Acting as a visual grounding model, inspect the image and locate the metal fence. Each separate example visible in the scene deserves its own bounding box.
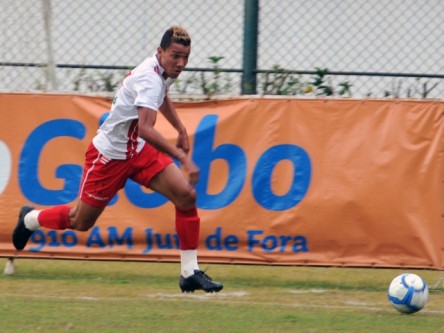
[1,0,443,98]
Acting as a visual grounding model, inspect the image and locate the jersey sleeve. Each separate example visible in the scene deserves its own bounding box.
[133,72,164,111]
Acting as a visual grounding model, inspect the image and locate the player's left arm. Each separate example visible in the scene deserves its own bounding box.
[159,95,190,154]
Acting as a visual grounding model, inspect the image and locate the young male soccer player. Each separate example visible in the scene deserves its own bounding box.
[12,25,223,293]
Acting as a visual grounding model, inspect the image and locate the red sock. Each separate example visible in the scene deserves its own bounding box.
[38,205,72,230]
[175,207,200,250]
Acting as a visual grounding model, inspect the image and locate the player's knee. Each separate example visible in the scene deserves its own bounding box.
[174,187,196,210]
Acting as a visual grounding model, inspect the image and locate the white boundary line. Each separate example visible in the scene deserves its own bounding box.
[1,291,444,315]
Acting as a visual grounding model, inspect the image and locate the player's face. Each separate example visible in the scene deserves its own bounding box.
[157,43,191,79]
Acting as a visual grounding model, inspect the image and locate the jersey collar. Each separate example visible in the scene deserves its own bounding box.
[153,52,166,77]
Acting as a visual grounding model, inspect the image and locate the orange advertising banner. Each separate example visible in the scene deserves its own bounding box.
[0,93,443,268]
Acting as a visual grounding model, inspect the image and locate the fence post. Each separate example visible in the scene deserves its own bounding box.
[242,0,259,95]
[42,0,58,91]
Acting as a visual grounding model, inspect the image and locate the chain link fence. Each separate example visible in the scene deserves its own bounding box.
[1,0,443,98]
[259,0,444,98]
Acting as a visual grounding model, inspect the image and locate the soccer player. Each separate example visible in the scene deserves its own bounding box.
[12,25,223,293]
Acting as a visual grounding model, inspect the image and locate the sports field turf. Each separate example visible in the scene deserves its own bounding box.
[0,258,443,332]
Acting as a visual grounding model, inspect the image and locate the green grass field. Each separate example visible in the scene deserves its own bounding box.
[0,258,443,333]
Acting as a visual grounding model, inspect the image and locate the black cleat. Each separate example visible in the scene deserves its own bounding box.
[179,270,223,293]
[12,205,35,250]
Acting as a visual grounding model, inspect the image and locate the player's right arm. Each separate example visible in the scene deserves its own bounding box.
[137,106,199,185]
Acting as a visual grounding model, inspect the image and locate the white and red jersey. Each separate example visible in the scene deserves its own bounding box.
[92,53,175,160]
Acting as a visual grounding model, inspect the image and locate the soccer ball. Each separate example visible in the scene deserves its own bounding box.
[387,273,428,314]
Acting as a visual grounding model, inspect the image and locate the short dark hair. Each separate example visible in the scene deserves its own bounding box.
[160,25,191,50]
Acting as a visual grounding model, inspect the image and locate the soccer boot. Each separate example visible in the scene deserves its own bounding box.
[179,270,224,293]
[12,205,35,250]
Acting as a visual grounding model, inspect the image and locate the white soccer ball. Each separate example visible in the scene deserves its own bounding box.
[387,273,428,314]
